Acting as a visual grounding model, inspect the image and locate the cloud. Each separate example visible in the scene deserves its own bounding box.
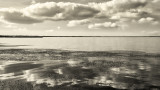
[24,2,99,20]
[24,2,64,17]
[138,17,159,25]
[0,0,159,30]
[89,0,147,13]
[110,11,139,20]
[88,22,118,29]
[57,26,61,29]
[1,0,148,23]
[0,2,99,24]
[139,17,154,23]
[0,8,42,24]
[88,0,150,22]
[67,19,90,27]
[31,0,36,4]
[152,0,160,3]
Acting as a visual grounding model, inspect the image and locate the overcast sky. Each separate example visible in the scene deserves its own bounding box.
[0,0,160,36]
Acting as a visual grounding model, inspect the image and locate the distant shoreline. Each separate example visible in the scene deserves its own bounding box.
[0,35,160,38]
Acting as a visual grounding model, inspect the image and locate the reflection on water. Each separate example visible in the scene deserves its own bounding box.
[0,49,160,90]
[0,43,29,47]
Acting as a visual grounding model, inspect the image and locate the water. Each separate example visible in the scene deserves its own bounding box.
[0,37,160,53]
[0,37,160,90]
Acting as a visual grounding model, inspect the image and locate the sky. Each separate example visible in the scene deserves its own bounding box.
[0,0,160,36]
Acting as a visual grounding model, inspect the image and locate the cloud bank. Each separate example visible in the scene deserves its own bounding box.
[0,0,159,29]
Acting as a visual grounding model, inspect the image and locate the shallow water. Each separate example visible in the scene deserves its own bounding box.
[0,37,160,90]
[0,49,160,90]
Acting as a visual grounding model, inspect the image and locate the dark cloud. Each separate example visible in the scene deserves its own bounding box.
[25,2,100,20]
[66,5,99,20]
[118,0,147,11]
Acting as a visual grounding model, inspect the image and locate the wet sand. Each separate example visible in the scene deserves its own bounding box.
[0,49,160,90]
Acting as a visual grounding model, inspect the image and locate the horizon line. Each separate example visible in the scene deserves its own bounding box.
[0,35,160,38]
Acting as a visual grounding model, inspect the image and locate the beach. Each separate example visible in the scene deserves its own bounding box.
[0,37,160,90]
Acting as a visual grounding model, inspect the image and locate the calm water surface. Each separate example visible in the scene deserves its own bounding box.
[0,37,160,90]
[0,37,160,53]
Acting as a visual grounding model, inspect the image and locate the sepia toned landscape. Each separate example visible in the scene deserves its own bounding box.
[0,0,160,90]
[0,37,159,90]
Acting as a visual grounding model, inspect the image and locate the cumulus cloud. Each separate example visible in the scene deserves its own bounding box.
[67,19,90,27]
[88,22,118,29]
[139,17,154,23]
[138,17,159,25]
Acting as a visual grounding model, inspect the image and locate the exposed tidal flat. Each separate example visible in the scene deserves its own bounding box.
[0,37,160,90]
[0,49,160,90]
